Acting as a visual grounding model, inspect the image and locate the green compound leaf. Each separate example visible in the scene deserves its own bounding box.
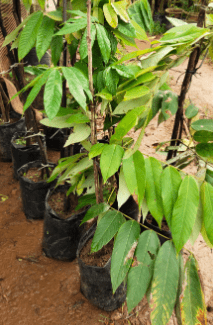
[18,11,43,60]
[201,182,213,245]
[111,220,140,293]
[127,230,160,313]
[145,157,163,227]
[96,24,111,64]
[91,210,126,252]
[44,69,62,119]
[180,255,207,325]
[123,151,146,208]
[172,176,199,253]
[161,166,182,229]
[100,144,124,183]
[151,241,179,325]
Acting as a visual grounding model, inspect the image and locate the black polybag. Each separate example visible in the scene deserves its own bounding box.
[77,224,127,311]
[18,161,56,219]
[42,185,87,261]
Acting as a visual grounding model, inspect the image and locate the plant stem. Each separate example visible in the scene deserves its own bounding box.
[86,0,103,204]
[167,1,207,161]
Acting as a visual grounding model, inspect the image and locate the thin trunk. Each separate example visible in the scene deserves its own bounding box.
[167,0,207,161]
[87,0,103,204]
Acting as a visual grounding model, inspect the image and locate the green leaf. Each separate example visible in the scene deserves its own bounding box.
[103,3,118,28]
[64,124,91,147]
[195,143,213,158]
[38,0,45,10]
[3,14,32,47]
[191,119,213,132]
[36,16,55,61]
[130,19,149,41]
[201,182,213,245]
[124,85,150,101]
[185,104,199,119]
[50,35,63,66]
[166,16,188,27]
[93,7,104,25]
[113,97,147,115]
[111,1,130,23]
[105,68,119,95]
[112,65,135,78]
[111,220,140,293]
[100,144,124,183]
[46,9,63,21]
[111,106,145,143]
[113,29,137,48]
[89,143,106,159]
[40,114,75,128]
[117,21,136,38]
[65,112,90,124]
[201,222,213,248]
[18,11,43,60]
[145,157,164,227]
[96,88,112,101]
[151,241,179,325]
[175,252,185,325]
[79,25,96,60]
[181,255,207,325]
[123,151,146,208]
[96,24,111,64]
[55,18,87,35]
[193,130,213,143]
[91,210,126,252]
[114,47,161,65]
[117,167,131,209]
[189,192,202,246]
[205,168,213,186]
[172,176,199,253]
[44,69,62,119]
[80,203,110,225]
[62,67,87,110]
[23,70,52,112]
[161,166,182,229]
[127,230,160,313]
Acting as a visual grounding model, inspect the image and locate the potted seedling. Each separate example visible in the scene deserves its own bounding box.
[6,0,213,322]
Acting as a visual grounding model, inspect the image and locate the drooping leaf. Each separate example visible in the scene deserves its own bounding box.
[161,166,182,229]
[91,210,126,252]
[36,16,55,61]
[23,70,52,111]
[55,18,87,35]
[124,85,150,101]
[145,157,163,227]
[191,119,213,132]
[111,106,145,143]
[79,25,96,60]
[113,29,137,48]
[64,124,91,147]
[62,67,87,110]
[117,167,131,209]
[50,35,63,66]
[111,1,130,23]
[80,202,110,225]
[46,9,63,21]
[18,11,43,60]
[193,130,213,143]
[180,255,207,325]
[172,176,199,253]
[201,182,213,245]
[117,21,136,38]
[111,220,140,293]
[96,24,111,64]
[100,144,124,183]
[105,68,119,95]
[44,69,62,119]
[103,3,118,28]
[127,230,160,313]
[185,104,199,119]
[3,14,32,47]
[89,143,107,159]
[175,252,185,324]
[151,241,179,325]
[123,151,146,208]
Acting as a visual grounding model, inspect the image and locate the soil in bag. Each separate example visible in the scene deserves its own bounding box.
[42,185,87,261]
[77,224,126,311]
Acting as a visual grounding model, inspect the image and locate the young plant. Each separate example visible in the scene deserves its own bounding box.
[4,0,213,323]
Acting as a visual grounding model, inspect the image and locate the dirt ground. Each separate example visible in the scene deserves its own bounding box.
[1,42,213,324]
